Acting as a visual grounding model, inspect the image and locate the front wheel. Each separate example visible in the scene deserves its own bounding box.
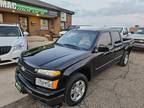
[119,51,129,66]
[64,73,88,106]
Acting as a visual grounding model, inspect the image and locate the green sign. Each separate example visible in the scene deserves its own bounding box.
[0,0,48,15]
[16,3,48,15]
[0,0,58,16]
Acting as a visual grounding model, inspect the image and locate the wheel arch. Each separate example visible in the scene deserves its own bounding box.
[64,66,91,82]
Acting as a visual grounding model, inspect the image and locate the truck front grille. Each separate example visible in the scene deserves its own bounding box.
[18,60,36,84]
[0,46,11,56]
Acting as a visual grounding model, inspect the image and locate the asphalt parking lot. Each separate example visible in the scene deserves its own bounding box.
[1,50,144,108]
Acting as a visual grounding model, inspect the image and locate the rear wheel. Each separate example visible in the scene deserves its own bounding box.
[64,73,88,106]
[119,51,129,66]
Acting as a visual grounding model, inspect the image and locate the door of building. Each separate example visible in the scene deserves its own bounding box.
[0,13,3,23]
[19,17,28,32]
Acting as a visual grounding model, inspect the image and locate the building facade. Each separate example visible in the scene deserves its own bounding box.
[0,0,74,36]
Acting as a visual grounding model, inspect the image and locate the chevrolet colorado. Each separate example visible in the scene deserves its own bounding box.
[15,28,133,107]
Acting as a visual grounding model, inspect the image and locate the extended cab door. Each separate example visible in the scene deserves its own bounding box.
[110,31,124,61]
[94,32,114,71]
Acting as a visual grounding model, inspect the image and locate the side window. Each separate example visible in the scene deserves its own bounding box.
[97,32,112,47]
[111,31,121,44]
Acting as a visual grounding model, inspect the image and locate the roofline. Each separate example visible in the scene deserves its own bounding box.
[10,0,75,15]
[78,27,118,32]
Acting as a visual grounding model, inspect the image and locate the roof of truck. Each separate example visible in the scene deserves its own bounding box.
[79,26,113,31]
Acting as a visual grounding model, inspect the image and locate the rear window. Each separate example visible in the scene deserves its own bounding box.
[135,28,144,34]
[0,26,21,37]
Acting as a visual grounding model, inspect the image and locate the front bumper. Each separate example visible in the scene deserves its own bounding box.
[0,50,25,65]
[15,72,65,106]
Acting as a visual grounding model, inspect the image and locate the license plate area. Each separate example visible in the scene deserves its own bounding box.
[15,82,22,92]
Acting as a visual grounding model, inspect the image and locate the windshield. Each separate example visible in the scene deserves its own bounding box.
[0,26,21,37]
[135,28,144,34]
[56,30,98,50]
[111,27,123,33]
[66,26,79,31]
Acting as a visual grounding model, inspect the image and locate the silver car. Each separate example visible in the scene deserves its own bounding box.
[128,27,144,49]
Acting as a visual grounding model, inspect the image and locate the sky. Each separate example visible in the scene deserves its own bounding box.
[41,0,144,27]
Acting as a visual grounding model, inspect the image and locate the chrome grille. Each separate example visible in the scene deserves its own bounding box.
[0,46,11,55]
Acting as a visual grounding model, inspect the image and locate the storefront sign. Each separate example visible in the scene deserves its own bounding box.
[0,0,16,9]
[61,12,67,22]
[48,11,58,17]
[0,0,49,15]
[16,4,48,15]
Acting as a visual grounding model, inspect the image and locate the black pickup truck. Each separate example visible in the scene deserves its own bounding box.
[15,28,133,107]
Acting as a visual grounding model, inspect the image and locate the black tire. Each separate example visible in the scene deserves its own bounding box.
[64,73,88,106]
[119,51,129,66]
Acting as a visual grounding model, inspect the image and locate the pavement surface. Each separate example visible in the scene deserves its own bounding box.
[0,64,26,108]
[0,49,144,108]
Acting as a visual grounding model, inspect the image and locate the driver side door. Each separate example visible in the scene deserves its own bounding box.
[94,32,114,72]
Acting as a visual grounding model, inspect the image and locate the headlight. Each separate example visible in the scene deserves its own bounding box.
[13,43,24,51]
[36,69,61,77]
[35,78,59,89]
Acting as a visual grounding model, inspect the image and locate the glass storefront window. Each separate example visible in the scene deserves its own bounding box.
[40,19,48,30]
[0,14,3,23]
[19,17,28,32]
[61,22,65,30]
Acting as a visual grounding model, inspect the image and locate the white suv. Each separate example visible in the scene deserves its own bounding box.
[110,26,129,37]
[0,24,28,65]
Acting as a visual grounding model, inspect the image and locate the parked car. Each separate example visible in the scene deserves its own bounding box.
[110,26,129,37]
[15,27,133,107]
[59,25,80,36]
[127,27,144,49]
[0,24,28,65]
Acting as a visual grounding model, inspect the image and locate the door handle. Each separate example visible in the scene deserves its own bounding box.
[114,43,122,47]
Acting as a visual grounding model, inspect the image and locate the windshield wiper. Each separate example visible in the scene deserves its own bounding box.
[63,44,81,50]
[55,43,64,47]
[56,43,86,50]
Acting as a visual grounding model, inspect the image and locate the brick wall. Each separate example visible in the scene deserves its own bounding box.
[2,12,73,36]
[65,14,72,28]
[53,17,61,35]
[3,13,19,24]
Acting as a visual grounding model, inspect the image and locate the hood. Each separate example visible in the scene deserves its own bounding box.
[22,44,90,70]
[0,37,22,46]
[128,34,144,40]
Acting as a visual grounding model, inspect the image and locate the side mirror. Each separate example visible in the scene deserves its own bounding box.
[23,32,29,36]
[98,46,110,52]
[123,32,128,35]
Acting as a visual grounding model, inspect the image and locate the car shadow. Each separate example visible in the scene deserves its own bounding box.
[0,63,17,70]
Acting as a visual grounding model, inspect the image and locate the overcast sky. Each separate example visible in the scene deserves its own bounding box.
[41,0,144,27]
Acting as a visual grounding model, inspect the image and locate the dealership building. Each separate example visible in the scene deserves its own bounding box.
[0,0,74,36]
